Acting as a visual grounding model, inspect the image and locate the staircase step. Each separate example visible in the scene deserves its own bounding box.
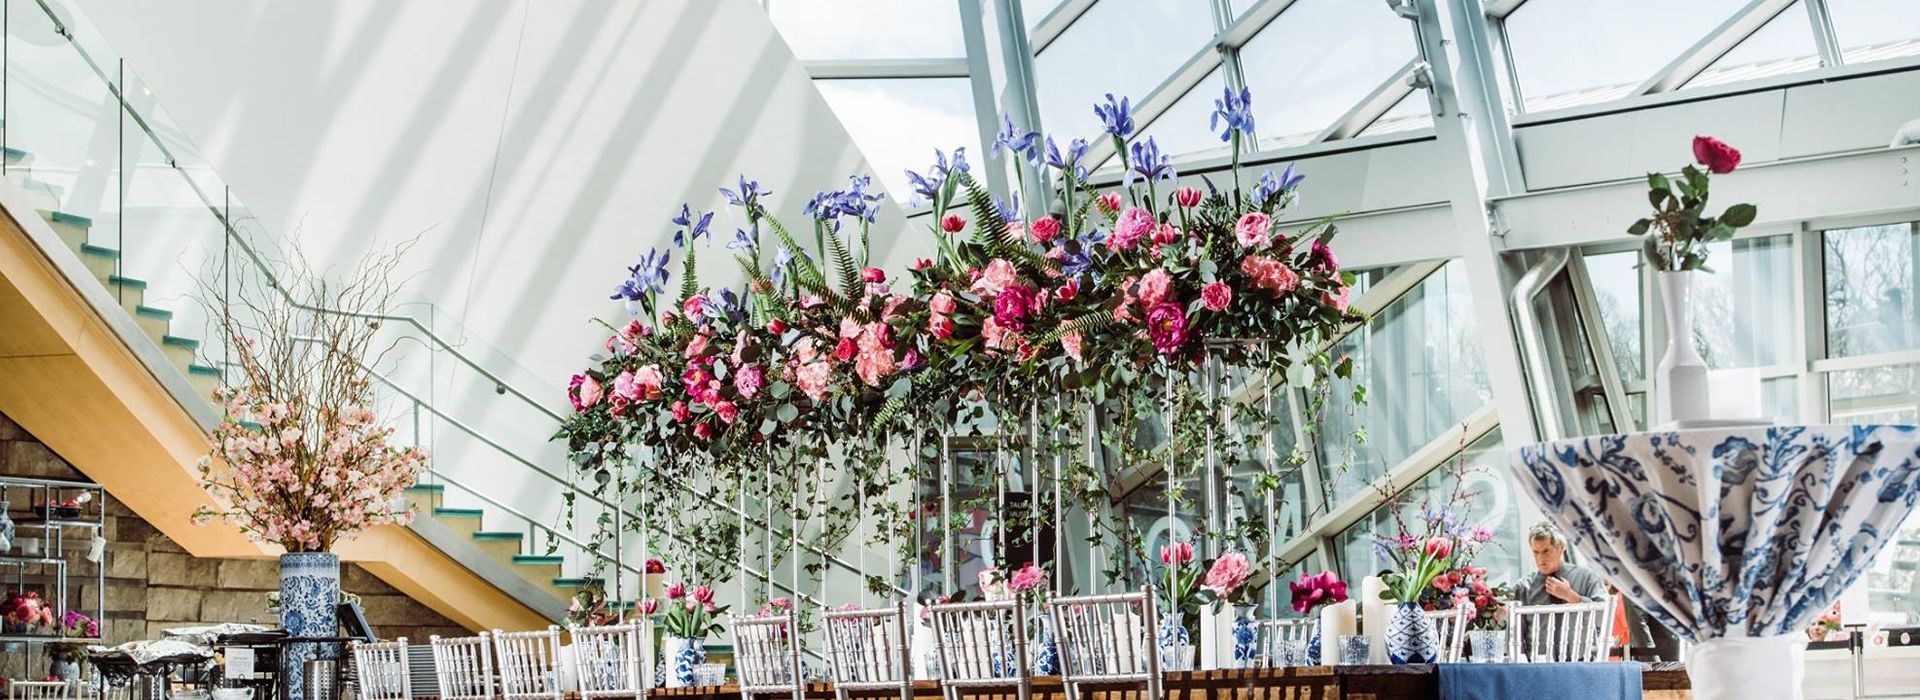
[185,366,221,401]
[430,507,483,538]
[106,274,146,290]
[471,531,523,541]
[186,364,221,377]
[511,555,563,565]
[162,335,200,351]
[77,245,118,283]
[432,508,484,518]
[402,484,444,512]
[405,484,446,493]
[132,305,171,337]
[159,335,195,368]
[551,577,597,588]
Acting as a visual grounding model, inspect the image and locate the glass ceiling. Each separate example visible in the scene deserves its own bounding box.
[767,0,1920,204]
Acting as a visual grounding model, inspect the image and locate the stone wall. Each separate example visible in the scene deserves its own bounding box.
[0,407,467,673]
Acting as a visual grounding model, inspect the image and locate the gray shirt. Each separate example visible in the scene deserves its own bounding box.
[1515,563,1607,606]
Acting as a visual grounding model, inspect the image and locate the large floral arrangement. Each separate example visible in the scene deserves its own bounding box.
[1373,506,1490,603]
[1,591,54,633]
[555,86,1361,583]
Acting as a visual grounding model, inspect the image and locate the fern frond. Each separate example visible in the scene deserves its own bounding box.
[677,247,699,303]
[825,227,862,300]
[1035,309,1117,347]
[960,177,1055,273]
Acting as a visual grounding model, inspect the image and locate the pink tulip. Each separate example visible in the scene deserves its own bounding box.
[665,582,686,600]
[1175,186,1203,208]
[1160,541,1194,565]
[692,585,714,603]
[1424,536,1454,561]
[941,214,967,233]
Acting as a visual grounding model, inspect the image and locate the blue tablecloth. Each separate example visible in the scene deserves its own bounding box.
[1438,663,1642,700]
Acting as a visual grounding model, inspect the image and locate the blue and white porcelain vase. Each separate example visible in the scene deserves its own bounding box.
[661,636,705,688]
[1230,604,1259,668]
[1305,618,1322,665]
[279,552,341,700]
[0,501,14,552]
[1156,613,1191,670]
[1033,617,1060,675]
[1384,602,1439,664]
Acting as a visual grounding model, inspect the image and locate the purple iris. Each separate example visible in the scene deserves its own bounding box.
[770,245,794,287]
[991,114,1041,165]
[1210,86,1256,143]
[993,192,1020,222]
[904,147,970,202]
[1045,136,1089,180]
[1252,163,1305,203]
[719,175,772,214]
[671,204,714,248]
[1095,93,1134,138]
[1059,234,1100,281]
[728,225,758,252]
[1123,137,1175,188]
[610,247,671,305]
[805,174,885,226]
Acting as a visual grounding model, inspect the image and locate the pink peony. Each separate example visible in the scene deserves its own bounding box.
[1136,269,1173,307]
[1160,541,1194,565]
[1201,282,1232,311]
[1204,553,1253,598]
[1175,186,1203,208]
[633,365,664,400]
[1030,216,1062,243]
[1692,135,1741,174]
[567,374,588,412]
[1146,302,1189,355]
[941,213,966,233]
[1096,191,1122,214]
[577,375,604,409]
[1109,207,1154,250]
[970,259,1018,297]
[1288,570,1349,614]
[1310,240,1339,273]
[1241,255,1301,296]
[733,364,766,399]
[712,400,739,423]
[670,400,690,422]
[994,285,1036,328]
[1009,562,1046,592]
[1234,212,1272,248]
[612,370,641,402]
[1061,332,1084,362]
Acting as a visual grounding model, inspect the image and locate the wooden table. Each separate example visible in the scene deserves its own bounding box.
[646,664,1692,699]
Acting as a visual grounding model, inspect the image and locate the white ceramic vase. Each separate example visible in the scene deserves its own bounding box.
[1656,270,1711,427]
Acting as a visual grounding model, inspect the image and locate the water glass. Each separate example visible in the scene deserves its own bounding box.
[1271,640,1308,667]
[692,663,727,686]
[1336,635,1372,665]
[1468,630,1509,663]
[1161,643,1196,671]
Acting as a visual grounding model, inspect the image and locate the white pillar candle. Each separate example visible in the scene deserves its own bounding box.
[1321,600,1359,664]
[1361,576,1389,664]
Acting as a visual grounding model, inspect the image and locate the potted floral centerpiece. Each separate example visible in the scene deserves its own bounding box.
[1156,543,1209,670]
[1626,135,1758,425]
[192,246,429,700]
[1418,559,1511,660]
[1288,570,1348,665]
[1374,509,1480,664]
[1202,553,1257,667]
[1004,563,1054,674]
[48,610,96,682]
[1,591,54,635]
[655,582,726,687]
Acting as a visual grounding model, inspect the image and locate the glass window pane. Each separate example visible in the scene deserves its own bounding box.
[1022,0,1065,33]
[814,78,983,204]
[1829,0,1920,64]
[1329,429,1523,583]
[1684,2,1821,90]
[1828,365,1920,424]
[1691,236,1794,369]
[1135,68,1230,161]
[1034,0,1216,142]
[1356,91,1435,137]
[1316,260,1491,505]
[1239,0,1414,149]
[1824,223,1920,359]
[1506,0,1747,112]
[1586,252,1645,382]
[770,0,966,60]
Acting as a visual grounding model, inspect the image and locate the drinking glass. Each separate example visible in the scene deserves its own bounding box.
[1337,635,1372,665]
[1468,630,1509,663]
[1161,643,1196,671]
[692,663,727,686]
[1272,640,1307,667]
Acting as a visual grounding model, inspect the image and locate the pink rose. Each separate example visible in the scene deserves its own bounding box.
[567,374,588,412]
[1030,216,1062,243]
[941,213,966,233]
[1201,282,1232,311]
[970,259,1018,297]
[733,364,765,399]
[1692,135,1741,174]
[928,314,954,339]
[684,332,710,358]
[1008,562,1046,592]
[1136,269,1173,307]
[1174,186,1202,208]
[835,337,859,362]
[1095,191,1121,214]
[1109,207,1154,250]
[930,290,957,315]
[1234,212,1272,248]
[1146,302,1189,355]
[634,365,664,400]
[693,422,714,440]
[1204,553,1253,598]
[771,596,793,610]
[577,375,603,409]
[1324,285,1350,312]
[712,400,739,423]
[670,401,690,422]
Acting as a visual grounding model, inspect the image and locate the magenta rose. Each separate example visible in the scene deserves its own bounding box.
[1146,302,1189,355]
[995,285,1037,329]
[1692,135,1741,174]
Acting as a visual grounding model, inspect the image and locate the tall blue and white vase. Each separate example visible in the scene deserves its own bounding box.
[661,636,705,688]
[1033,617,1060,675]
[1156,613,1192,670]
[1384,602,1439,664]
[1305,618,1322,665]
[1230,604,1259,668]
[279,552,341,700]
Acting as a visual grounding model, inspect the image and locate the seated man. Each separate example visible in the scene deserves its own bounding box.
[1517,522,1605,605]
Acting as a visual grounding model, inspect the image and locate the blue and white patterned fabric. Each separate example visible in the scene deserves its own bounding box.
[1512,425,1920,700]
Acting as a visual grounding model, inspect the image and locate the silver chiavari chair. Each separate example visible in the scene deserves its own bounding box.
[492,626,566,700]
[1047,587,1161,700]
[1423,607,1470,662]
[349,638,413,700]
[822,602,912,700]
[731,609,806,700]
[10,681,71,700]
[1252,618,1317,666]
[1507,598,1616,663]
[572,620,654,700]
[430,633,496,700]
[928,598,1030,700]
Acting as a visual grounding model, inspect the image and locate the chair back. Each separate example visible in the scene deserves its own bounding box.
[1252,618,1316,666]
[572,621,654,699]
[429,633,495,700]
[731,609,805,700]
[927,598,1030,700]
[1046,588,1160,700]
[1423,607,1469,662]
[350,638,413,700]
[822,602,912,700]
[492,626,565,700]
[8,681,70,700]
[1507,599,1616,663]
